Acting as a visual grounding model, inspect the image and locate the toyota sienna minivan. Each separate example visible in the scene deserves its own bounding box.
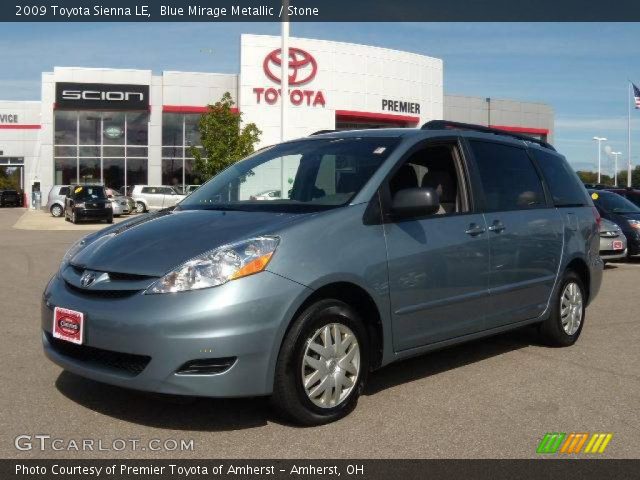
[42,121,602,425]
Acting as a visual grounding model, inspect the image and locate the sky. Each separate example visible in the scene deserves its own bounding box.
[1,22,640,172]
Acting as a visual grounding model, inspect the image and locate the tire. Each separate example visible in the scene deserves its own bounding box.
[71,211,77,224]
[271,299,369,426]
[539,271,586,347]
[136,202,146,213]
[106,215,113,224]
[50,204,63,217]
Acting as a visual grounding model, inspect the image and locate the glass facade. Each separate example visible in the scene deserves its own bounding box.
[54,111,149,189]
[161,113,203,193]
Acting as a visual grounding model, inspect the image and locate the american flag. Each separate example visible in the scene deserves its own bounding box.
[634,83,640,109]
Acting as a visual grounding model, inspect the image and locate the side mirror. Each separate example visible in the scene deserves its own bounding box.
[391,187,440,217]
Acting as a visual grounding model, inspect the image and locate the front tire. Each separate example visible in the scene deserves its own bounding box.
[71,211,77,224]
[271,299,369,426]
[539,271,586,347]
[50,204,63,217]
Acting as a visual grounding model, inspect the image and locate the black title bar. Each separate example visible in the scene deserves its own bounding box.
[7,0,640,21]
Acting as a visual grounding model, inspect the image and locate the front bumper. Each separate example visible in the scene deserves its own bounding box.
[42,270,310,397]
[74,207,112,220]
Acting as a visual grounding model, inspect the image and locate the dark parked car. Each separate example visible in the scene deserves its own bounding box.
[43,122,602,425]
[64,185,113,224]
[603,187,640,209]
[589,189,640,258]
[0,189,20,207]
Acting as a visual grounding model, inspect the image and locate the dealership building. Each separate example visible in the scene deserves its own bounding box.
[0,34,554,205]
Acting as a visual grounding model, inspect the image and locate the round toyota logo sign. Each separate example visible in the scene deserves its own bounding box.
[263,48,317,86]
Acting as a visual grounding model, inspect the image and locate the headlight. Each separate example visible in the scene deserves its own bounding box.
[145,236,279,294]
[75,202,85,209]
[106,202,113,209]
[628,219,640,230]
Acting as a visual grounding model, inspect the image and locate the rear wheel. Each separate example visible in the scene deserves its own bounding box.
[50,204,63,217]
[539,271,585,346]
[71,211,77,224]
[135,202,146,213]
[271,299,369,425]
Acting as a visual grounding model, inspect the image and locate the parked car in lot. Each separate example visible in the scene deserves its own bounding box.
[599,218,627,262]
[42,122,602,425]
[184,184,201,195]
[64,184,112,224]
[603,187,640,209]
[250,189,282,201]
[46,185,70,217]
[105,188,132,217]
[131,185,186,213]
[589,189,640,258]
[0,189,20,207]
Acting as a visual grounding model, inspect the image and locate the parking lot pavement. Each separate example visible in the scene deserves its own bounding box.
[1,207,638,459]
[12,208,132,231]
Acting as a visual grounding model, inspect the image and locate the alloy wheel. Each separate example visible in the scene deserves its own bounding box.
[301,323,360,409]
[560,281,583,336]
[51,205,62,217]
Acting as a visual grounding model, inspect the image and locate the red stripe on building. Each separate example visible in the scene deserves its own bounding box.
[163,105,239,114]
[489,124,549,136]
[335,110,420,125]
[0,124,41,129]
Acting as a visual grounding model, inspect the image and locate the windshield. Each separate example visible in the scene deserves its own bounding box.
[72,185,106,200]
[179,137,400,212]
[591,190,640,213]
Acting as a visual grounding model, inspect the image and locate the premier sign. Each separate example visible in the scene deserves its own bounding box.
[382,99,421,115]
[55,82,149,110]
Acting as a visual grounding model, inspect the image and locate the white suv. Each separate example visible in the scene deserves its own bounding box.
[131,185,186,213]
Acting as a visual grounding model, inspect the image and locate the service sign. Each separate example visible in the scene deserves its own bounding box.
[55,82,149,110]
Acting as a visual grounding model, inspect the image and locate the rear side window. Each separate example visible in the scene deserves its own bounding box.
[531,149,589,207]
[59,187,69,196]
[469,140,546,211]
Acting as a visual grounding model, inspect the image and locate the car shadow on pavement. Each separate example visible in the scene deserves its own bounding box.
[55,327,537,430]
[364,328,535,395]
[55,371,275,431]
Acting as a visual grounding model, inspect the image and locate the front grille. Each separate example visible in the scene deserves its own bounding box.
[45,332,151,376]
[64,281,139,298]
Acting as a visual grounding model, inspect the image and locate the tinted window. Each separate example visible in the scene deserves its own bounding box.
[590,190,640,214]
[532,149,588,207]
[470,141,546,211]
[59,187,70,196]
[141,187,154,194]
[72,186,106,200]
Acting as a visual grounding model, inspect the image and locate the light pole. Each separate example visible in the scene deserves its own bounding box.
[593,136,607,184]
[611,151,622,186]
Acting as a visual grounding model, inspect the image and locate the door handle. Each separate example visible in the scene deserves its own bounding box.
[488,220,506,233]
[465,223,486,236]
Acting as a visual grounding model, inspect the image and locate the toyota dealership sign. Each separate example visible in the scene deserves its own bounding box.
[252,47,326,107]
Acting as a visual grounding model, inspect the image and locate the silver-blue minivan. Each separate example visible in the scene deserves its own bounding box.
[42,122,603,425]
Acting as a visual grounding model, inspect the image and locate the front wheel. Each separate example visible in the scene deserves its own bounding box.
[271,299,369,426]
[51,204,63,217]
[71,211,77,224]
[539,271,586,347]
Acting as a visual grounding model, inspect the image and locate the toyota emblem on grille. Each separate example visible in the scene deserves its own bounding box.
[80,271,97,288]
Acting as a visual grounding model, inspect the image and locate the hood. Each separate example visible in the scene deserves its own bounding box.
[70,209,305,276]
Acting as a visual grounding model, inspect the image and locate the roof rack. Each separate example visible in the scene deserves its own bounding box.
[421,120,555,151]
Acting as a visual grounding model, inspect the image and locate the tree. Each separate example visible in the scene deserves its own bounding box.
[190,92,261,181]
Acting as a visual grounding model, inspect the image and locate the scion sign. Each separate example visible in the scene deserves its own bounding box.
[55,82,149,110]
